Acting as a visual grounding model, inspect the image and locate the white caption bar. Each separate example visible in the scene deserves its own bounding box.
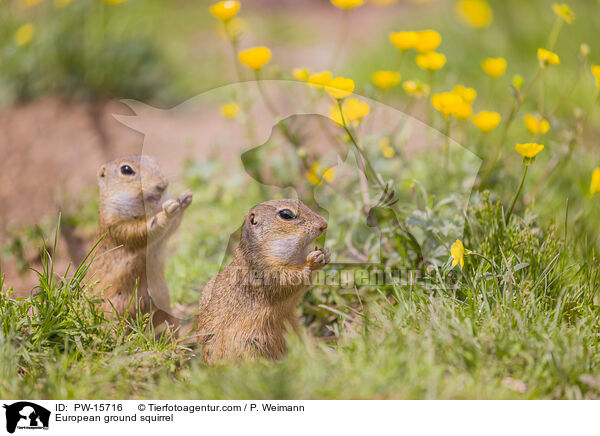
[0,400,596,436]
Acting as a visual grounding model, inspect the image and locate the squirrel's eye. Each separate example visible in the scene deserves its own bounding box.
[278,209,295,220]
[120,165,135,176]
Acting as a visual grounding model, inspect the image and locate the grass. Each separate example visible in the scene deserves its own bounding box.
[1,177,599,399]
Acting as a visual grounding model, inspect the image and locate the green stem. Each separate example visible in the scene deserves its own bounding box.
[552,57,585,117]
[444,116,451,170]
[426,70,435,126]
[255,71,304,149]
[479,69,542,184]
[506,162,529,223]
[254,70,279,116]
[224,22,257,143]
[337,100,382,186]
[331,9,349,70]
[530,91,598,199]
[395,50,406,71]
[546,18,563,51]
[581,87,600,132]
[225,21,243,83]
[521,68,543,102]
[486,76,495,106]
[538,68,546,116]
[469,252,502,294]
[337,99,424,264]
[428,70,435,91]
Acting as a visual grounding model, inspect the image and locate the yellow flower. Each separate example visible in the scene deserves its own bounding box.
[415,52,446,71]
[552,3,575,24]
[481,57,507,79]
[590,168,600,195]
[431,91,462,118]
[306,163,322,186]
[591,65,600,88]
[402,80,430,99]
[432,89,476,119]
[524,114,550,135]
[330,0,364,9]
[344,98,371,121]
[325,77,355,100]
[451,239,466,269]
[209,1,241,21]
[103,0,127,4]
[329,98,370,126]
[454,0,493,28]
[453,85,477,103]
[472,110,501,132]
[415,30,442,53]
[381,146,395,158]
[453,101,472,120]
[306,162,336,186]
[515,142,544,159]
[380,137,395,158]
[238,46,272,70]
[322,166,335,183]
[308,70,332,89]
[537,48,560,67]
[15,23,35,46]
[389,31,418,51]
[371,70,401,90]
[345,98,371,120]
[292,67,311,81]
[219,102,240,119]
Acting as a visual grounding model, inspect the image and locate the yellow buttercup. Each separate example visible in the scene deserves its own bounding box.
[209,1,241,21]
[472,111,501,133]
[515,142,544,159]
[371,71,401,90]
[415,52,446,71]
[481,57,507,78]
[238,46,272,70]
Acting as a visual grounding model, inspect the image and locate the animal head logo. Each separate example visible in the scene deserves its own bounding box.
[3,402,51,434]
[112,80,481,310]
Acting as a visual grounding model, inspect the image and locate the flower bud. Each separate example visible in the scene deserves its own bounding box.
[512,74,524,89]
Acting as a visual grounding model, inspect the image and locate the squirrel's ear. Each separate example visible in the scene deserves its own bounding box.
[249,212,258,225]
[98,165,107,179]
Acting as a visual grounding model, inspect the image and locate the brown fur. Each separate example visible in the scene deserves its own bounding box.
[90,155,192,325]
[197,199,329,363]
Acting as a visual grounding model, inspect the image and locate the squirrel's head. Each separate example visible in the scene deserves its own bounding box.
[240,199,328,267]
[97,155,169,220]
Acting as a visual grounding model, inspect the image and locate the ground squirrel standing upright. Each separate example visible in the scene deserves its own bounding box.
[92,155,192,325]
[197,199,329,363]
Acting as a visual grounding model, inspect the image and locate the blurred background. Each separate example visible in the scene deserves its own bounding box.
[0,0,598,292]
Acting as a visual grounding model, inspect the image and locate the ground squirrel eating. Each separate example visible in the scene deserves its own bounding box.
[91,155,192,325]
[197,199,329,363]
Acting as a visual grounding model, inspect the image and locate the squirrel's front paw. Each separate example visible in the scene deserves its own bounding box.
[162,199,181,217]
[178,190,193,210]
[306,247,330,270]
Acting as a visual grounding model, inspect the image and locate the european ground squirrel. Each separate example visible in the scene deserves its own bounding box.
[197,199,329,363]
[91,155,192,325]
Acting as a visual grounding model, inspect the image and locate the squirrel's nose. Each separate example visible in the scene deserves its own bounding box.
[319,221,328,232]
[156,181,168,193]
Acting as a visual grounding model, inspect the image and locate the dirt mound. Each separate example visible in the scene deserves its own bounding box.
[0,97,142,293]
